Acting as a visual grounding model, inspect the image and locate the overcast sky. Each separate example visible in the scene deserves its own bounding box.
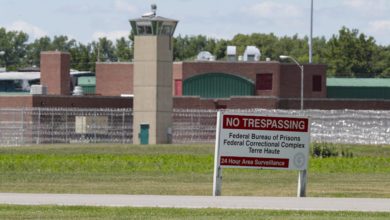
[1,0,390,45]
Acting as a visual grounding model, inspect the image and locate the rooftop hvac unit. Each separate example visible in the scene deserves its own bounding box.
[73,86,83,96]
[195,51,213,61]
[30,85,47,95]
[227,46,236,61]
[243,46,261,61]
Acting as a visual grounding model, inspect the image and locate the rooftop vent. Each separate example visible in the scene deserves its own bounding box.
[142,4,157,17]
[243,46,261,61]
[30,85,47,95]
[227,46,236,61]
[196,51,214,61]
[73,86,83,96]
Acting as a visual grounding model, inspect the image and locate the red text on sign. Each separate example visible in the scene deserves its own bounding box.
[220,156,289,168]
[223,115,308,132]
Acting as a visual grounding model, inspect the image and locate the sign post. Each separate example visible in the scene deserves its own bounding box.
[213,111,310,197]
[213,111,223,196]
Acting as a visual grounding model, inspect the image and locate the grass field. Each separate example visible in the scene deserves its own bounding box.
[1,143,390,219]
[1,205,390,220]
[0,143,390,197]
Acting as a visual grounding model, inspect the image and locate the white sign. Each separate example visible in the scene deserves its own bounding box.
[217,112,310,170]
[213,111,310,196]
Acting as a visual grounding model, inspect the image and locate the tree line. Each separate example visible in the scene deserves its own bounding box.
[0,27,132,72]
[1,26,389,78]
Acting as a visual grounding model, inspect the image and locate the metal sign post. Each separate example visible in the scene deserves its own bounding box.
[213,111,222,196]
[213,111,310,197]
[298,169,307,197]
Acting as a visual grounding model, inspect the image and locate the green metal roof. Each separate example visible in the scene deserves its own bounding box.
[0,92,30,95]
[327,78,390,87]
[183,72,254,98]
[78,76,96,86]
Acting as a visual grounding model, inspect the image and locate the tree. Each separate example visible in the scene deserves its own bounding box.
[0,25,388,76]
[51,35,76,52]
[373,45,390,78]
[310,36,328,64]
[173,35,218,61]
[96,37,115,62]
[70,43,92,71]
[229,34,252,58]
[214,39,228,60]
[249,33,279,60]
[25,36,51,67]
[325,27,376,77]
[115,37,132,62]
[0,28,29,71]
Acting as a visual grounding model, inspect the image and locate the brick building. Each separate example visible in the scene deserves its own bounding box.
[96,61,327,99]
[0,51,132,109]
[1,51,390,110]
[85,59,390,110]
[172,61,327,99]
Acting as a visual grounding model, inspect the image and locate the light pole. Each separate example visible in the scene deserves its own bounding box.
[280,55,304,110]
[280,55,307,197]
[309,0,313,63]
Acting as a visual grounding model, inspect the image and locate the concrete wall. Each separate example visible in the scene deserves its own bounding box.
[132,35,173,144]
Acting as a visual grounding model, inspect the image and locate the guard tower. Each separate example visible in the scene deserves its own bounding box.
[130,4,178,144]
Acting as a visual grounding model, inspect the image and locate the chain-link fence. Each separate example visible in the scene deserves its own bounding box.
[0,108,133,146]
[172,109,390,145]
[0,108,389,146]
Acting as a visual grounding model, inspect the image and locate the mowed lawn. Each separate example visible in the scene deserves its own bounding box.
[0,143,390,198]
[1,205,390,220]
[1,143,390,219]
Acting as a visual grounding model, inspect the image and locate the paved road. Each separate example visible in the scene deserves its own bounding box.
[1,193,390,212]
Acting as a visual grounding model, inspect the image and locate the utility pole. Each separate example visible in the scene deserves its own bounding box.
[97,46,100,62]
[309,0,313,63]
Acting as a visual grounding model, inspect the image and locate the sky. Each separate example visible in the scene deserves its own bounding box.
[1,0,390,46]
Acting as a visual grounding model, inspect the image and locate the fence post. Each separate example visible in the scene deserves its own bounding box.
[122,111,125,144]
[94,110,97,143]
[190,112,194,142]
[51,112,54,144]
[65,109,68,143]
[21,108,25,145]
[110,109,114,141]
[198,111,201,142]
[37,108,41,144]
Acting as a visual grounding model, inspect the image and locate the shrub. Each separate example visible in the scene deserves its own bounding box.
[310,142,353,158]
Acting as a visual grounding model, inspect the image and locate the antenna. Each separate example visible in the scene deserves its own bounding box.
[151,4,157,16]
[142,4,157,17]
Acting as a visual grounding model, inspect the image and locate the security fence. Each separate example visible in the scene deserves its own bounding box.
[173,109,390,145]
[0,108,133,146]
[0,108,389,146]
